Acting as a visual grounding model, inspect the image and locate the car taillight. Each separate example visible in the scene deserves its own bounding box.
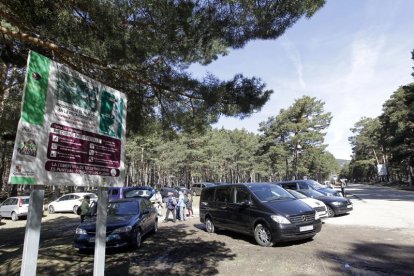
[19,197,22,207]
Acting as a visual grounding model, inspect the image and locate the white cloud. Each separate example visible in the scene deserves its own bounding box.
[281,38,307,91]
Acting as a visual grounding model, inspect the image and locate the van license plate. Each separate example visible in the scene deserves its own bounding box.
[299,225,313,232]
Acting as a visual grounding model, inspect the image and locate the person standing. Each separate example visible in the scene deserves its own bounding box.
[164,192,177,223]
[177,191,186,221]
[185,192,193,218]
[153,190,163,217]
[80,195,91,223]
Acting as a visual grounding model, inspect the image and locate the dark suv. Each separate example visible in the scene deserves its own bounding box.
[276,180,342,197]
[199,183,322,247]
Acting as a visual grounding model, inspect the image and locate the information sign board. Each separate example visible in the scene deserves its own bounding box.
[8,51,127,186]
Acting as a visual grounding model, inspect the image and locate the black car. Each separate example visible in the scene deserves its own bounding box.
[174,186,192,195]
[74,197,158,250]
[276,180,343,197]
[159,187,179,199]
[199,183,322,247]
[296,189,353,217]
[191,182,216,196]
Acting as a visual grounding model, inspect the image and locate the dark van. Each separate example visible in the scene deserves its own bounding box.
[199,183,322,247]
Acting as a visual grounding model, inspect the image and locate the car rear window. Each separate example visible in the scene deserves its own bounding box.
[307,180,324,189]
[22,198,30,204]
[124,189,150,198]
[108,201,139,215]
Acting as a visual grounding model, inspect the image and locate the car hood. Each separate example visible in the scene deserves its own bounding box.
[317,188,341,196]
[316,195,351,204]
[264,199,314,216]
[299,198,326,208]
[80,215,138,231]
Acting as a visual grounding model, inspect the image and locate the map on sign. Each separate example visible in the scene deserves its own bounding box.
[8,51,127,187]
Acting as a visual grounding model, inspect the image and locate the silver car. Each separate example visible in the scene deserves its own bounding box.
[0,196,30,221]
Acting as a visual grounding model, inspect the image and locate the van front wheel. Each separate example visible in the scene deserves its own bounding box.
[254,223,273,247]
[205,217,215,233]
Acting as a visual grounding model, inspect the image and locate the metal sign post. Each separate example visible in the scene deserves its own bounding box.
[93,187,108,276]
[20,185,45,276]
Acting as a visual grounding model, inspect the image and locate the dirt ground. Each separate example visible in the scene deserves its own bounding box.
[1,191,414,276]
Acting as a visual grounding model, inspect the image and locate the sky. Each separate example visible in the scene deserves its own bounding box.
[189,0,414,160]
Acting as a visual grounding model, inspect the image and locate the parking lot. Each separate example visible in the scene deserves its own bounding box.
[1,183,414,275]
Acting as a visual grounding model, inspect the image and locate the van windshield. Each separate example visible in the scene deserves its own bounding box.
[247,184,294,202]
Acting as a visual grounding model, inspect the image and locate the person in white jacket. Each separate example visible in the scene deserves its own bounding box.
[177,191,186,221]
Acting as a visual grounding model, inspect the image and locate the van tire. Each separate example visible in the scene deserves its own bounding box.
[254,223,273,247]
[205,217,215,233]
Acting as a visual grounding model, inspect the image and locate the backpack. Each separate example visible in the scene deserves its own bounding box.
[76,206,82,215]
[167,197,177,210]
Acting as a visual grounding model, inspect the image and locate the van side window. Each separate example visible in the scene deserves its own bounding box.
[203,189,215,202]
[216,188,231,203]
[111,189,119,195]
[298,182,308,190]
[235,188,250,204]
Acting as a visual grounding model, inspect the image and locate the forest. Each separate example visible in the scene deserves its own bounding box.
[1,1,413,196]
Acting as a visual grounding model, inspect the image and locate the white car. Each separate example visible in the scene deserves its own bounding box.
[48,192,97,214]
[0,196,30,221]
[287,189,328,219]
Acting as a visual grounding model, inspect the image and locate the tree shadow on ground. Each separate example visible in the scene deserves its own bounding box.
[0,215,93,275]
[317,240,414,275]
[0,217,237,275]
[192,223,313,248]
[103,223,237,275]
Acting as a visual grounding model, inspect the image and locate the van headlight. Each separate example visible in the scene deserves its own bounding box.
[112,226,132,234]
[315,212,320,220]
[271,215,291,224]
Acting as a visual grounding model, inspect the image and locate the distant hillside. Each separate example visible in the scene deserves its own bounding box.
[336,159,350,167]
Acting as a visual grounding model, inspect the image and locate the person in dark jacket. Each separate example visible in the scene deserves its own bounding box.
[80,195,91,223]
[163,192,177,223]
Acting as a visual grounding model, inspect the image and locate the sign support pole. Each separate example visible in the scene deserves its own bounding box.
[20,185,45,276]
[93,187,108,276]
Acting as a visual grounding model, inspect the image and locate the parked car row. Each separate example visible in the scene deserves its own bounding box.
[199,181,353,247]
